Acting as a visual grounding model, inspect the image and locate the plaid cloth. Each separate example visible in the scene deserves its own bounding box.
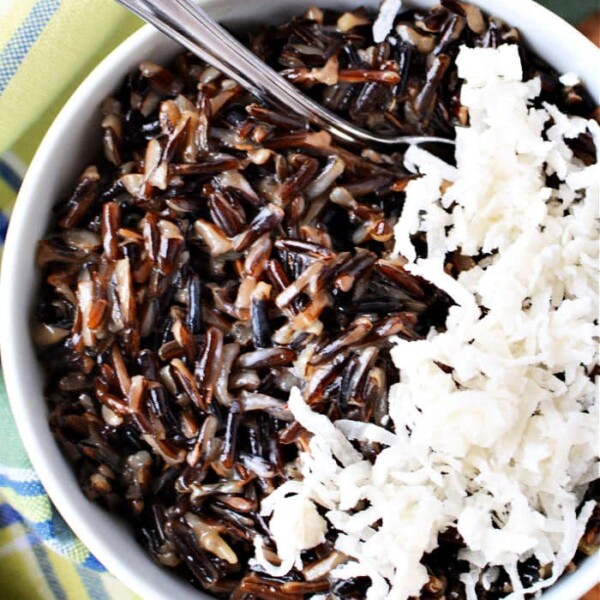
[0,1,142,597]
[0,1,597,599]
[0,375,140,600]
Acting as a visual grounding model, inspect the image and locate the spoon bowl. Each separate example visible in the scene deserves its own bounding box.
[116,0,454,148]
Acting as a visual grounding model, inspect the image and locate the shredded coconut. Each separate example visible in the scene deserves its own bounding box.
[559,72,581,88]
[253,489,328,576]
[253,44,599,600]
[373,0,403,43]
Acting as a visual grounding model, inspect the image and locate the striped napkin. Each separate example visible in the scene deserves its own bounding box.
[0,1,597,599]
[0,2,142,597]
[0,0,140,255]
[0,375,141,599]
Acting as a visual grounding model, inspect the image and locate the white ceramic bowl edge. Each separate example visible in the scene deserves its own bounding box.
[1,1,598,599]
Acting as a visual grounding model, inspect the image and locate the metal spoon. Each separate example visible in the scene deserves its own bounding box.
[116,0,454,147]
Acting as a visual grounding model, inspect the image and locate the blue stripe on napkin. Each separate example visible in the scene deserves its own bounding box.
[0,473,47,496]
[0,0,62,94]
[0,502,22,527]
[0,211,8,244]
[31,540,69,600]
[0,157,23,192]
[77,562,111,599]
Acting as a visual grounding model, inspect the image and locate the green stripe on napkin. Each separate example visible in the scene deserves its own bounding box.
[0,0,141,155]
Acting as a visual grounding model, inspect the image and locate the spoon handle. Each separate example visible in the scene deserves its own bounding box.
[116,0,453,147]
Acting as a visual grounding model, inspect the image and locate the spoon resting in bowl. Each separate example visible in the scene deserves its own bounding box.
[115,0,455,148]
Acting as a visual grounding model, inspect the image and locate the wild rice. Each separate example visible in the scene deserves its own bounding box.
[35,2,598,598]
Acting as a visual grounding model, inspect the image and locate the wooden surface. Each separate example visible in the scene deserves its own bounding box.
[578,11,600,46]
[582,585,600,600]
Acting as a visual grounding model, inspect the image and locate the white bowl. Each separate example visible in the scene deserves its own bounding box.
[1,1,598,599]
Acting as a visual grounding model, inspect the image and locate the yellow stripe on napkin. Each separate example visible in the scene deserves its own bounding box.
[0,0,39,50]
[0,0,141,154]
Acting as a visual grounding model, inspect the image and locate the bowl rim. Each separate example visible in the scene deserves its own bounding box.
[1,1,599,598]
[0,23,205,600]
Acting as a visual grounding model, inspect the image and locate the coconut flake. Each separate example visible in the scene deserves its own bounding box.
[373,0,403,43]
[254,44,599,600]
[559,72,580,87]
[288,387,362,467]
